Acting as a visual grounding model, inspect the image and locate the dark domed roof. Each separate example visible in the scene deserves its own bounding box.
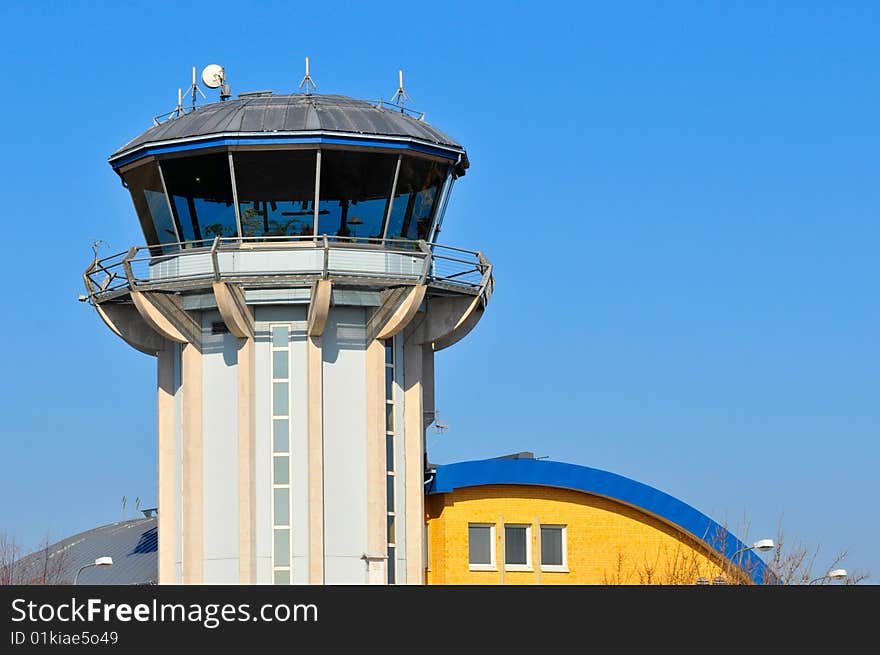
[10,517,157,585]
[110,93,467,168]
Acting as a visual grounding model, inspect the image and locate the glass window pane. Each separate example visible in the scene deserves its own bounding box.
[273,569,290,585]
[385,403,394,433]
[387,515,396,544]
[234,150,316,238]
[505,526,528,565]
[274,488,290,526]
[541,527,564,567]
[273,455,289,485]
[385,366,393,400]
[161,154,238,242]
[387,546,395,585]
[272,326,289,348]
[469,525,492,565]
[273,419,289,453]
[273,529,290,567]
[385,435,394,472]
[123,163,177,252]
[273,350,289,379]
[386,157,447,241]
[386,474,394,512]
[384,341,393,365]
[317,151,397,241]
[273,382,289,416]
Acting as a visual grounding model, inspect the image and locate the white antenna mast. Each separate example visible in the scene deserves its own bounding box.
[391,69,412,112]
[434,411,449,435]
[90,239,108,263]
[299,57,317,95]
[175,87,184,118]
[186,65,207,110]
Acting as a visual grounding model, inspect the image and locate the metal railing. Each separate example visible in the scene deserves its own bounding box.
[83,235,493,305]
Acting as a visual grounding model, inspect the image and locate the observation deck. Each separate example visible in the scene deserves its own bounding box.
[84,235,493,305]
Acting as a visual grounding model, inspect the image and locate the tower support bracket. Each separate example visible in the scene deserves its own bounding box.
[213,282,254,338]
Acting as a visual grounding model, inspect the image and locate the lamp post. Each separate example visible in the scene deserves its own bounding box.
[808,569,848,585]
[73,556,113,584]
[718,538,775,584]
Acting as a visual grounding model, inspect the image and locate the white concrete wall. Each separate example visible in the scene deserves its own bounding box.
[322,307,369,584]
[200,312,240,583]
[173,342,183,584]
[181,303,404,584]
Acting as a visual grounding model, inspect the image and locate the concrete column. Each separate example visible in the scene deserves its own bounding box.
[307,335,324,584]
[237,337,256,583]
[181,343,203,584]
[156,344,177,584]
[365,339,387,582]
[403,342,425,584]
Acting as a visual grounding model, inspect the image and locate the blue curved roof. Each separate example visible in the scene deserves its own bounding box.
[427,458,770,584]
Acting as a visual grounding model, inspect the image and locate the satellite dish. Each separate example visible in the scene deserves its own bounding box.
[201,64,225,89]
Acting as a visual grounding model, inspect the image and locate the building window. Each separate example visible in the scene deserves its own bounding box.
[540,525,568,572]
[318,151,397,240]
[160,153,238,242]
[121,162,178,254]
[233,150,317,238]
[270,324,292,583]
[504,525,532,571]
[468,524,496,571]
[385,156,448,241]
[384,338,397,584]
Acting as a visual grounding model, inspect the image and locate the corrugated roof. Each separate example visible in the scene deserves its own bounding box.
[11,518,157,585]
[111,94,465,160]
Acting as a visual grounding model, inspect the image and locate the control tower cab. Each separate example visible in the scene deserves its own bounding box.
[84,86,492,585]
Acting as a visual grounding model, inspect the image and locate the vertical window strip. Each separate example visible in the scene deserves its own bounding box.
[384,338,396,584]
[270,325,292,583]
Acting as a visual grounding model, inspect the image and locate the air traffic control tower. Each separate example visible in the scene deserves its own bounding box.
[83,76,493,585]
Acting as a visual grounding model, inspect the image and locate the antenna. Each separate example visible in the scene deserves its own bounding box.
[90,239,108,263]
[390,69,412,112]
[299,57,317,95]
[185,65,207,110]
[202,64,231,100]
[434,411,449,436]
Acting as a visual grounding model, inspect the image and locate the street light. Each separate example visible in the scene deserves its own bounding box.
[808,569,848,585]
[728,538,775,560]
[719,538,775,584]
[73,556,113,584]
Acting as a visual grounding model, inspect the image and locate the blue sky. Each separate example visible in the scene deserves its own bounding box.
[0,1,876,581]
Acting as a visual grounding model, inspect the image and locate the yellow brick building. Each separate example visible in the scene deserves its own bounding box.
[425,456,768,585]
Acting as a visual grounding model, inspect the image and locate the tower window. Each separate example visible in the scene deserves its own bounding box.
[318,151,397,241]
[161,153,238,243]
[384,338,397,583]
[233,150,317,238]
[270,324,292,583]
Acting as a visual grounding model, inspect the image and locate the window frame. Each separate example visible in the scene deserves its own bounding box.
[269,323,293,584]
[539,524,568,573]
[503,523,533,572]
[467,523,497,571]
